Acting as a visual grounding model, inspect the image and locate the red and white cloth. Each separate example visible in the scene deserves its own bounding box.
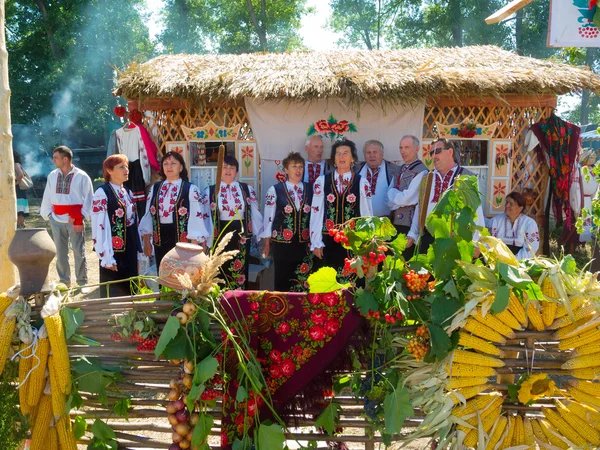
[40,166,93,224]
[489,213,540,259]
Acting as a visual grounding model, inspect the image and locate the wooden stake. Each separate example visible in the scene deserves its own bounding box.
[485,0,534,24]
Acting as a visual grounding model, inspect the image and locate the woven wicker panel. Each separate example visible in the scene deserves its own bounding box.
[423,105,553,221]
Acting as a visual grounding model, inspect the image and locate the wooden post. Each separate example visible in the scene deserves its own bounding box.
[0,0,17,291]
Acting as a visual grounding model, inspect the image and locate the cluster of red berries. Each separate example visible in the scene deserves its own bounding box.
[342,258,358,276]
[403,270,430,293]
[366,250,386,266]
[408,326,431,361]
[384,311,403,324]
[366,309,380,319]
[136,337,159,352]
[200,388,221,401]
[328,228,349,245]
[130,330,145,343]
[406,294,421,301]
[110,332,122,341]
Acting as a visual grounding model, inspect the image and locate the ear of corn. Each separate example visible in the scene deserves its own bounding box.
[0,314,17,375]
[18,344,33,415]
[555,399,600,445]
[560,327,600,351]
[27,336,49,407]
[523,417,534,446]
[512,414,525,446]
[553,315,595,340]
[572,339,600,356]
[568,386,600,409]
[451,394,501,419]
[44,313,71,394]
[446,363,497,378]
[449,384,490,405]
[462,406,499,447]
[452,349,505,368]
[473,308,516,338]
[555,295,587,319]
[542,302,558,327]
[562,351,600,370]
[446,377,490,389]
[29,394,53,450]
[550,304,596,330]
[47,426,59,450]
[56,416,78,450]
[568,380,600,397]
[456,396,504,435]
[499,415,515,449]
[0,294,12,316]
[494,309,523,331]
[567,400,600,430]
[571,366,600,380]
[48,355,66,421]
[457,331,502,356]
[539,419,569,449]
[542,408,587,447]
[463,319,506,344]
[526,301,545,331]
[508,293,528,327]
[530,418,548,445]
[484,416,507,450]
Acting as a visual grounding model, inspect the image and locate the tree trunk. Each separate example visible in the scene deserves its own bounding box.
[448,0,463,46]
[515,7,523,55]
[0,0,17,290]
[34,0,63,60]
[376,0,381,50]
[581,47,597,124]
[246,0,267,50]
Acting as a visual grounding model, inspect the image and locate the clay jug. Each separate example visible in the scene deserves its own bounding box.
[159,243,206,289]
[8,228,57,295]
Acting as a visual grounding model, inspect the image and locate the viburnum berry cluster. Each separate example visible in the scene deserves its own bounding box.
[328,227,349,245]
[408,325,430,361]
[136,336,159,352]
[403,270,430,293]
[384,311,403,324]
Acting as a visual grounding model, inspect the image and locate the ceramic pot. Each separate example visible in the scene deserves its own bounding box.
[8,228,57,296]
[522,188,535,207]
[159,243,206,289]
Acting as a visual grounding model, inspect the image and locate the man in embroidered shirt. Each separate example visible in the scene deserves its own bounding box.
[407,138,486,255]
[387,136,428,237]
[354,140,400,217]
[303,135,332,185]
[40,146,93,292]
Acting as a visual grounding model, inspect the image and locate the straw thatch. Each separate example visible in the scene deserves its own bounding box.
[115,46,600,105]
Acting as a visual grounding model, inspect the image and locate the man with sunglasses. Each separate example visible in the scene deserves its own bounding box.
[406,138,486,255]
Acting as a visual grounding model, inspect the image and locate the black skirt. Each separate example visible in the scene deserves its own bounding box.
[154,223,178,270]
[217,220,250,290]
[506,244,523,256]
[125,159,146,220]
[271,240,314,292]
[100,224,140,297]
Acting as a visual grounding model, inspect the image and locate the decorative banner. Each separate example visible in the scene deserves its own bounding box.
[307,114,358,141]
[548,0,600,47]
[238,142,257,178]
[421,140,434,170]
[436,121,498,140]
[493,142,510,177]
[488,140,513,216]
[181,121,241,141]
[165,141,188,166]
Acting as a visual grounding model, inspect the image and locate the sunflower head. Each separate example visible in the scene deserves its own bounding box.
[517,373,555,405]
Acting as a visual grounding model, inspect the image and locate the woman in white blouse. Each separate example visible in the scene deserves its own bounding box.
[489,191,540,259]
[91,155,142,297]
[199,155,263,289]
[139,152,204,269]
[310,139,373,276]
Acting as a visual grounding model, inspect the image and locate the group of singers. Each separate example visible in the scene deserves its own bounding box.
[41,135,540,298]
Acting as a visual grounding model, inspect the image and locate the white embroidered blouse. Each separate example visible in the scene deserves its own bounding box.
[488,213,540,259]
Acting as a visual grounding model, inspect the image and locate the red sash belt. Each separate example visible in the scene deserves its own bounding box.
[53,204,84,225]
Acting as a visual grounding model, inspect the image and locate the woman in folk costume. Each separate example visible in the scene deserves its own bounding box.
[262,152,314,292]
[310,138,373,276]
[139,151,204,268]
[91,155,142,297]
[489,191,540,259]
[199,156,263,290]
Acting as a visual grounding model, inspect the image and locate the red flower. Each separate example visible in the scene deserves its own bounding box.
[115,208,124,218]
[179,232,188,242]
[129,109,143,124]
[281,359,295,377]
[233,259,243,271]
[322,292,339,306]
[113,105,126,117]
[283,229,293,240]
[275,171,287,183]
[269,364,283,379]
[327,193,336,203]
[284,204,293,214]
[293,345,303,357]
[247,398,258,416]
[277,322,290,334]
[315,120,332,133]
[221,431,229,447]
[269,349,282,363]
[299,263,309,274]
[301,229,310,240]
[324,318,339,336]
[112,236,124,250]
[250,301,260,311]
[309,325,326,341]
[331,121,349,134]
[178,206,188,215]
[591,0,598,9]
[311,309,327,324]
[325,219,334,230]
[346,193,356,203]
[308,293,322,305]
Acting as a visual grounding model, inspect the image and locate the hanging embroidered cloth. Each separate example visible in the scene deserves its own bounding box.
[218,289,361,449]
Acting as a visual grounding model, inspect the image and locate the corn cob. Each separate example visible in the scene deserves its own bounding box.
[541,277,557,298]
[456,395,504,435]
[571,367,600,380]
[47,426,59,450]
[553,315,595,340]
[509,293,528,327]
[446,377,490,389]
[449,384,490,405]
[542,302,558,327]
[543,408,587,447]
[526,301,545,331]
[452,349,505,368]
[473,308,516,338]
[463,319,506,344]
[18,344,33,416]
[27,336,49,406]
[539,419,569,449]
[562,351,600,370]
[558,327,600,350]
[567,386,600,408]
[523,417,534,447]
[555,399,600,445]
[550,304,597,330]
[499,415,515,449]
[463,407,498,447]
[572,339,600,356]
[485,416,507,450]
[511,414,525,446]
[0,294,12,316]
[530,418,548,445]
[555,295,587,319]
[44,314,71,394]
[452,394,502,419]
[48,356,66,421]
[569,380,600,397]
[0,314,16,375]
[446,363,497,378]
[567,401,600,430]
[458,331,502,356]
[56,416,78,450]
[29,394,53,450]
[494,309,523,331]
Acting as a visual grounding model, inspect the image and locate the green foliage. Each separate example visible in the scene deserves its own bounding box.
[61,307,85,340]
[191,414,214,448]
[307,267,351,293]
[71,357,124,405]
[257,423,285,450]
[315,402,342,435]
[73,415,87,440]
[0,361,28,450]
[88,419,118,450]
[383,381,412,436]
[154,315,181,359]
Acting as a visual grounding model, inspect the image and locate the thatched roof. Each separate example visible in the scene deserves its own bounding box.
[115,46,600,105]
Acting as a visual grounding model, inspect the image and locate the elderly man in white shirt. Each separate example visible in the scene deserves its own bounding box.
[354,139,400,217]
[40,146,93,291]
[303,135,333,185]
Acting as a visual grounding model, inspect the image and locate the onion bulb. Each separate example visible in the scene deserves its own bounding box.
[184,359,194,374]
[166,402,177,414]
[176,312,188,325]
[175,422,190,436]
[176,408,190,423]
[182,374,193,389]
[168,389,180,401]
[168,443,181,450]
[172,431,183,443]
[179,439,191,449]
[190,412,199,426]
[169,379,180,390]
[183,302,196,316]
[168,414,179,426]
[173,399,185,411]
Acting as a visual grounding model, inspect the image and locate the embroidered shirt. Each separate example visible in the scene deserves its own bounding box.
[40,167,93,224]
[387,161,427,210]
[262,181,306,239]
[489,213,540,259]
[304,161,326,185]
[359,162,391,217]
[115,126,151,184]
